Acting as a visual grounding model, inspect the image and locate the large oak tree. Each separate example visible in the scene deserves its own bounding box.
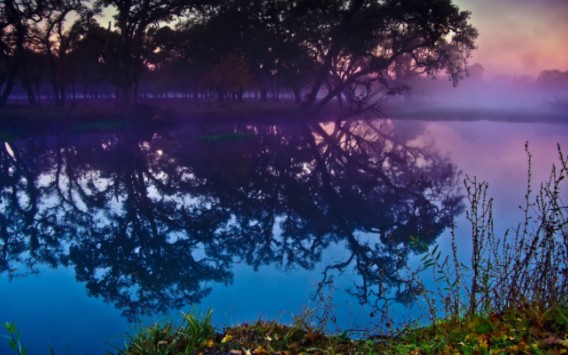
[284,0,478,113]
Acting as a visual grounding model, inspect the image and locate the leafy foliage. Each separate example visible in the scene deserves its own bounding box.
[2,322,27,355]
[412,143,567,321]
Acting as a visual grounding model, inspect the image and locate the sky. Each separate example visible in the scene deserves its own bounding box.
[455,0,568,78]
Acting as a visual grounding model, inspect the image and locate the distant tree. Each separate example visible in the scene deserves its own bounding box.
[173,2,259,101]
[66,21,119,99]
[31,0,85,106]
[537,69,568,89]
[142,25,196,98]
[208,53,253,102]
[169,22,218,100]
[0,0,46,106]
[467,63,485,81]
[94,0,212,106]
[0,21,13,103]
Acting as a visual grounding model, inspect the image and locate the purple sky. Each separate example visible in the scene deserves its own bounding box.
[456,0,568,78]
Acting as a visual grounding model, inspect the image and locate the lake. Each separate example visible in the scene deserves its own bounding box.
[1,116,566,354]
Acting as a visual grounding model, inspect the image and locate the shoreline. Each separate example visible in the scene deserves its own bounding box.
[0,101,566,137]
[4,303,567,354]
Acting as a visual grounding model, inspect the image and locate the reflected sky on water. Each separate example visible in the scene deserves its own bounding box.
[1,117,566,354]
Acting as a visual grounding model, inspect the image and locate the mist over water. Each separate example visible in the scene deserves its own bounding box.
[391,71,568,116]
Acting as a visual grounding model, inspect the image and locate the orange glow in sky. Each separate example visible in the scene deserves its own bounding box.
[456,0,568,78]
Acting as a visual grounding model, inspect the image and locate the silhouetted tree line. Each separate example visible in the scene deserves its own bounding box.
[0,119,463,319]
[536,69,568,90]
[1,0,478,111]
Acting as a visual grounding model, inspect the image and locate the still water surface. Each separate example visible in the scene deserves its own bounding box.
[1,117,566,354]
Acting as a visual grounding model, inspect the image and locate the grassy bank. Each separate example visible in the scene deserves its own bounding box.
[117,304,567,354]
[4,303,567,354]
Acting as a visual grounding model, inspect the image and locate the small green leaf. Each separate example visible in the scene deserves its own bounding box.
[9,339,17,351]
[4,322,15,335]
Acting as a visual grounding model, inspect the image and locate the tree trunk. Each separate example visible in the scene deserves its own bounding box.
[0,61,19,106]
[292,84,302,104]
[116,86,132,106]
[60,85,66,106]
[217,88,225,103]
[22,70,37,107]
[260,88,267,102]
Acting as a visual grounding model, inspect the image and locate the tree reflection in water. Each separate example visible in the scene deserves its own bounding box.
[0,119,463,320]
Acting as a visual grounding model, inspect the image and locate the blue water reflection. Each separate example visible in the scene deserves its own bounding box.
[1,118,566,354]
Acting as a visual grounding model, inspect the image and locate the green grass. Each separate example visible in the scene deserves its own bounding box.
[4,305,568,354]
[122,309,215,355]
[397,303,568,354]
[112,304,568,354]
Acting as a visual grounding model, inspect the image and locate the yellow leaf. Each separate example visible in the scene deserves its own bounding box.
[222,334,234,343]
[253,345,268,354]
